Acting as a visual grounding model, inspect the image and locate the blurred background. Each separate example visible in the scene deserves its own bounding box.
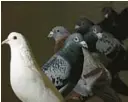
[1,1,128,102]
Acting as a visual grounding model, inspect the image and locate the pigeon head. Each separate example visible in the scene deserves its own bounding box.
[101,7,117,19]
[48,26,70,41]
[75,16,94,34]
[90,25,103,39]
[2,32,27,48]
[64,33,86,49]
[61,33,85,62]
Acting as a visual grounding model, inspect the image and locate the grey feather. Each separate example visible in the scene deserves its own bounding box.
[73,47,111,97]
[73,45,121,102]
[84,25,125,61]
[43,55,71,88]
[42,33,84,94]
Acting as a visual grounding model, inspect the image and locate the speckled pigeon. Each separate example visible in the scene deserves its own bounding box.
[84,25,124,61]
[42,33,84,96]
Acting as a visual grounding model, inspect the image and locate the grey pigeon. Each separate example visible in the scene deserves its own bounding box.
[84,25,124,61]
[74,16,94,35]
[48,26,70,53]
[84,25,128,96]
[42,33,84,95]
[1,32,65,102]
[72,40,121,102]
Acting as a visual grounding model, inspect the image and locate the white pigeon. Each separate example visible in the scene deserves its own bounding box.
[1,32,65,102]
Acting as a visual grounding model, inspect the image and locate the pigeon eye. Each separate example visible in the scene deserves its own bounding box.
[74,37,79,42]
[57,30,60,32]
[13,36,17,40]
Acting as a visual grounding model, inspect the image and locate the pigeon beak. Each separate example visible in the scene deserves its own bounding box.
[1,39,9,45]
[75,25,80,29]
[48,31,54,38]
[104,14,108,18]
[79,41,88,48]
[96,33,103,39]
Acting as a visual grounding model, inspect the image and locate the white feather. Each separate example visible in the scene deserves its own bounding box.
[2,32,65,102]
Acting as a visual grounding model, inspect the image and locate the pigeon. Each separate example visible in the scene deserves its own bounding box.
[83,25,128,96]
[48,26,70,53]
[84,25,124,61]
[98,7,128,41]
[70,40,121,102]
[101,7,118,20]
[84,25,127,70]
[98,7,119,37]
[74,16,94,35]
[83,25,113,66]
[1,32,65,102]
[42,33,84,96]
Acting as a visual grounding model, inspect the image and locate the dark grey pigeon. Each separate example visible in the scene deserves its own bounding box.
[101,7,118,20]
[42,33,84,96]
[98,7,128,41]
[98,7,120,40]
[74,16,94,35]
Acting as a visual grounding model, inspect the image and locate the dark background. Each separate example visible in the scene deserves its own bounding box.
[1,1,128,102]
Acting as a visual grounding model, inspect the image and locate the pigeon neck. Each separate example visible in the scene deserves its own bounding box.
[82,47,92,59]
[54,35,69,53]
[55,34,69,43]
[59,45,83,65]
